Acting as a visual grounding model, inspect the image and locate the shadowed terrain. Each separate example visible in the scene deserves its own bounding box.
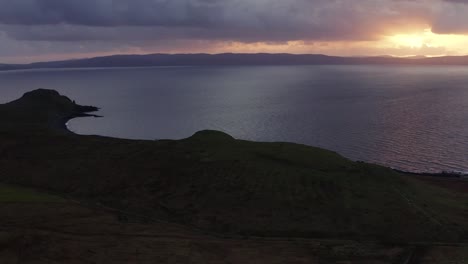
[0,89,467,263]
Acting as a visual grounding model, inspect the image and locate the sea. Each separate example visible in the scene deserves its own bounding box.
[1,65,467,174]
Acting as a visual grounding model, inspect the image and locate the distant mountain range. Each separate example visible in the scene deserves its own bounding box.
[3,53,468,71]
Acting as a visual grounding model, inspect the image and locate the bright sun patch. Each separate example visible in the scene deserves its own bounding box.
[386,29,468,51]
[389,34,426,48]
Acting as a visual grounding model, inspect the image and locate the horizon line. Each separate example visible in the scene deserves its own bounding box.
[4,52,468,65]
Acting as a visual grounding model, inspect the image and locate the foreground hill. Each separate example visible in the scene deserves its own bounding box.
[7,183,465,264]
[0,89,467,262]
[4,53,468,71]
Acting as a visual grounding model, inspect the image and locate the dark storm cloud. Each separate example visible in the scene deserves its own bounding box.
[442,0,468,3]
[431,0,468,33]
[0,0,432,43]
[0,0,224,27]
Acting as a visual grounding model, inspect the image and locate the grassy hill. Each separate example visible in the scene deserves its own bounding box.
[0,89,466,246]
[0,184,64,203]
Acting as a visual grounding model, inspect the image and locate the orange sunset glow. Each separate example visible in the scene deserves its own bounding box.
[2,0,468,62]
[137,29,468,58]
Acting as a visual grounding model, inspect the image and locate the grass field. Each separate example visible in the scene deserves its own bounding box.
[0,184,64,203]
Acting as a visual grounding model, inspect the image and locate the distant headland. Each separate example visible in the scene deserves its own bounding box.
[3,53,468,71]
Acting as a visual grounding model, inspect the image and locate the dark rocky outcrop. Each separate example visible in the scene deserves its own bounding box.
[13,88,99,115]
[0,89,99,133]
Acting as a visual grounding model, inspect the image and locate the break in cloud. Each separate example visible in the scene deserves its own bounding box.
[1,0,468,63]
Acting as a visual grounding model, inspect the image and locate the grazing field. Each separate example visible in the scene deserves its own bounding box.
[0,184,64,203]
[0,193,411,264]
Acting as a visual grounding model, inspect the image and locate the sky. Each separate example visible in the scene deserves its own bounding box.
[2,0,468,63]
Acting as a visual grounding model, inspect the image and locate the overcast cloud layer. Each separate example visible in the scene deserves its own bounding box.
[1,0,468,63]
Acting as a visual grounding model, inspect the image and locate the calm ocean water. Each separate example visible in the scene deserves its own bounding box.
[0,65,467,173]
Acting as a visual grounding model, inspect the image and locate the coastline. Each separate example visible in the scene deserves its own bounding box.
[393,169,468,179]
[64,109,468,179]
[59,111,102,133]
[65,110,467,179]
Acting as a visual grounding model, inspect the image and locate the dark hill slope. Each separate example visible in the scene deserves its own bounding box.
[0,89,466,243]
[0,89,98,133]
